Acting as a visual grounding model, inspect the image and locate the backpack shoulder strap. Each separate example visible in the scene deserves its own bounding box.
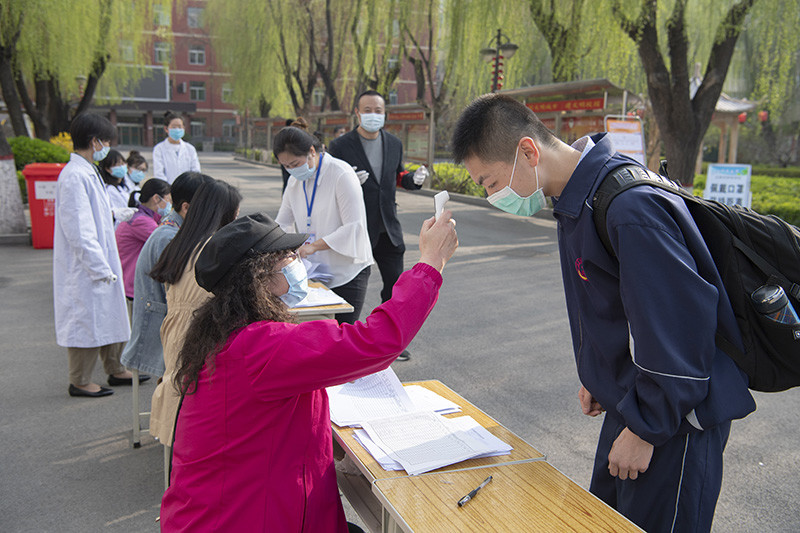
[592,164,685,257]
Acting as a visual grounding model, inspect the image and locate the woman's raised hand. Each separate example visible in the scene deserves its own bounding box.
[418,210,458,272]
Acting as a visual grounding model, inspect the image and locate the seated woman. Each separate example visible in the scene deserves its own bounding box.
[115,178,171,305]
[160,211,458,531]
[147,179,242,450]
[274,126,374,324]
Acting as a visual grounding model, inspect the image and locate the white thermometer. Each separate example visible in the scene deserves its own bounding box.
[434,190,450,221]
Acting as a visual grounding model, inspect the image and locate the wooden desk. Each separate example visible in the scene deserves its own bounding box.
[290,281,353,322]
[374,461,642,532]
[333,380,641,533]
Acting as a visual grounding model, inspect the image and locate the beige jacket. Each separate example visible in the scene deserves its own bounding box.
[149,249,211,445]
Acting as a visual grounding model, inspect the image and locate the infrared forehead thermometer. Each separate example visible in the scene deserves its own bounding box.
[434,190,450,221]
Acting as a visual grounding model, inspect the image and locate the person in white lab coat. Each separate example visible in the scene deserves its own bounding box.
[152,111,201,184]
[53,113,140,398]
[274,126,374,324]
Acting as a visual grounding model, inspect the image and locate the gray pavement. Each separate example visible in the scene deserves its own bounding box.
[1,153,798,532]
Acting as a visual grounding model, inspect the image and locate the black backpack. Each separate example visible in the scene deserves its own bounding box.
[592,163,800,392]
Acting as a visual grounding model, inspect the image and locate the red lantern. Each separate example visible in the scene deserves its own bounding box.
[738,112,747,123]
[758,110,769,122]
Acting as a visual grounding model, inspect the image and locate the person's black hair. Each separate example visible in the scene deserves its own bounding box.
[98,149,126,186]
[170,172,213,215]
[356,90,385,109]
[451,93,558,165]
[128,178,170,208]
[272,126,322,157]
[150,179,242,285]
[164,110,182,127]
[284,118,294,126]
[70,113,117,150]
[127,150,147,169]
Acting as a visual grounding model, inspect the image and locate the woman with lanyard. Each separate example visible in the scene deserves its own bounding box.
[152,110,201,184]
[53,113,133,397]
[274,126,373,324]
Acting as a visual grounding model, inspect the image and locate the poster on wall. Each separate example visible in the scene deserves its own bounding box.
[405,124,430,164]
[703,164,752,208]
[605,116,646,165]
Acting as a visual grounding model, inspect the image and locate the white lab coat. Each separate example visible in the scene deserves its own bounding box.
[53,153,131,348]
[276,154,374,288]
[152,139,201,184]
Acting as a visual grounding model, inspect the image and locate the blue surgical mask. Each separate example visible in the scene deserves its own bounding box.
[129,169,145,183]
[279,258,309,307]
[157,200,172,217]
[110,164,128,179]
[359,113,385,133]
[168,128,185,141]
[487,144,547,217]
[286,156,316,182]
[93,142,110,162]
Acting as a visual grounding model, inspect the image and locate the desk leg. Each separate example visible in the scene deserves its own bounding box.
[381,508,404,533]
[132,369,141,448]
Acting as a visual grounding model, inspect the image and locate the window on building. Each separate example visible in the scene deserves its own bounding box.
[392,19,400,38]
[154,4,170,26]
[388,54,399,71]
[221,83,234,103]
[188,45,206,65]
[312,87,325,107]
[222,119,237,140]
[191,119,205,139]
[119,40,134,62]
[187,7,204,28]
[388,89,399,105]
[154,42,171,64]
[190,81,206,101]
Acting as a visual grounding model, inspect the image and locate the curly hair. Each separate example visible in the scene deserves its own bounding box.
[174,251,297,395]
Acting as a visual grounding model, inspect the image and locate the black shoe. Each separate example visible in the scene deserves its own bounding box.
[69,384,114,397]
[107,374,151,386]
[396,350,411,362]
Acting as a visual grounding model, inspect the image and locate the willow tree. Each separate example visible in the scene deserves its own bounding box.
[206,0,405,117]
[608,0,800,184]
[0,0,171,139]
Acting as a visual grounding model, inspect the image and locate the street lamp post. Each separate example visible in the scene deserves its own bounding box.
[480,28,519,93]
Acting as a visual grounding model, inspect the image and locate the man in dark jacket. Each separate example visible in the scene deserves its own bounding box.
[329,90,428,361]
[451,94,755,533]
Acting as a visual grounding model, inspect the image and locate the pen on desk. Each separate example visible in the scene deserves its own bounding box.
[457,475,492,507]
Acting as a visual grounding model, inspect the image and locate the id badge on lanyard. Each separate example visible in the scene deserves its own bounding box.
[303,154,323,244]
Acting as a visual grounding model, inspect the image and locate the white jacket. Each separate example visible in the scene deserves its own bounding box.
[53,153,130,348]
[152,139,201,184]
[276,154,374,288]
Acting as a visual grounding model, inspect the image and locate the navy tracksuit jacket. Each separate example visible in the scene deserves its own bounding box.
[552,134,755,532]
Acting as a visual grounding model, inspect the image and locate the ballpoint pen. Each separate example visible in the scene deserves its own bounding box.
[457,475,493,507]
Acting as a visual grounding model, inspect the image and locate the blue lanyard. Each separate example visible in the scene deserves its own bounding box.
[303,154,324,230]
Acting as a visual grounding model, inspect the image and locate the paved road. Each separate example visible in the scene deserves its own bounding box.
[1,153,798,532]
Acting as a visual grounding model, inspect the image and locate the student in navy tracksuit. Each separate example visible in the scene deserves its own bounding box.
[451,94,755,533]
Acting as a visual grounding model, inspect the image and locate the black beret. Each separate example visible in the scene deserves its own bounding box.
[194,213,308,293]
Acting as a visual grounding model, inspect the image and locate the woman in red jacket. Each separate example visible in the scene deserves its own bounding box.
[160,211,457,532]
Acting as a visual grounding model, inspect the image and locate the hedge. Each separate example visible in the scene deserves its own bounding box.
[8,136,70,171]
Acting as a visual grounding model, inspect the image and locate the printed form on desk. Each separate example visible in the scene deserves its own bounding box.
[328,369,511,475]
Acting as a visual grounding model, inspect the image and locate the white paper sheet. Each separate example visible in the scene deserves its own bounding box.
[353,415,512,472]
[328,368,416,427]
[292,285,347,308]
[361,411,499,475]
[404,385,461,415]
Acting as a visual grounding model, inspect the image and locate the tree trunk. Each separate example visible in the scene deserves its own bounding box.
[0,48,30,137]
[0,128,27,234]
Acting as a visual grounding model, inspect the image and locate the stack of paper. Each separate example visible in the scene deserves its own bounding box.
[292,285,347,308]
[353,415,512,473]
[327,368,511,475]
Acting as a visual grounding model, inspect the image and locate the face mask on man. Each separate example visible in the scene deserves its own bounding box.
[168,128,185,141]
[110,164,128,179]
[279,258,309,307]
[286,155,316,182]
[359,113,385,133]
[92,140,110,161]
[486,143,547,217]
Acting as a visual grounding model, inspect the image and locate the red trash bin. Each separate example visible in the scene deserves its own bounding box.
[23,163,66,249]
